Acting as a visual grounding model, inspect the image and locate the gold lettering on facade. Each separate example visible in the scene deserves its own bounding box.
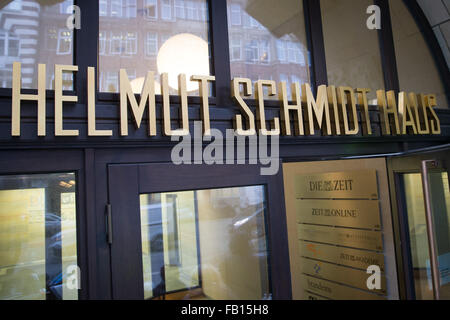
[327,85,341,135]
[119,69,156,136]
[398,92,418,135]
[376,90,401,135]
[12,62,46,136]
[411,93,430,135]
[302,83,332,135]
[278,81,304,136]
[191,75,215,136]
[88,67,112,136]
[337,86,359,135]
[7,63,443,137]
[427,94,441,135]
[55,64,79,136]
[161,73,189,136]
[255,80,280,136]
[356,88,372,135]
[232,78,256,136]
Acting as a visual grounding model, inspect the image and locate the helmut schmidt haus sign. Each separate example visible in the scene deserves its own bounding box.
[9,62,441,137]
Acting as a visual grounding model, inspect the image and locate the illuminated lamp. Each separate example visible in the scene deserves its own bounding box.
[156,33,210,92]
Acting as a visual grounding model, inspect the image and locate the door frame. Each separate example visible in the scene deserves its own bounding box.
[106,161,292,300]
[0,149,89,300]
[387,147,450,300]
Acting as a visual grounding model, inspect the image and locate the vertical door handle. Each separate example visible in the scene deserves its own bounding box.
[421,160,441,300]
[106,203,113,245]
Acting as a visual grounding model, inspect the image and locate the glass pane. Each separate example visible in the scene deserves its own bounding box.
[321,0,384,104]
[0,173,78,300]
[390,0,448,109]
[99,0,211,95]
[402,172,450,300]
[226,0,310,100]
[0,0,74,90]
[140,185,270,300]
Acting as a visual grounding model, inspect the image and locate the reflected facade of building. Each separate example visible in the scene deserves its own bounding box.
[99,0,210,94]
[227,0,310,99]
[0,0,72,90]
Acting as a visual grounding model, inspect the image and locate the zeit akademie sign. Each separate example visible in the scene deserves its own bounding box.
[10,62,441,137]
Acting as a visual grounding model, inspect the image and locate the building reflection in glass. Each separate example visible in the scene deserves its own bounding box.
[99,0,211,95]
[227,0,310,100]
[0,0,73,90]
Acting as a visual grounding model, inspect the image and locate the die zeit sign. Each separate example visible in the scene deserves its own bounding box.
[10,62,441,137]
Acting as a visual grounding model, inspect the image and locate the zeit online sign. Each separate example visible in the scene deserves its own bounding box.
[10,62,441,137]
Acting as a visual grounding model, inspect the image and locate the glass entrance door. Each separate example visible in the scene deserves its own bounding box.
[107,163,291,300]
[389,149,450,300]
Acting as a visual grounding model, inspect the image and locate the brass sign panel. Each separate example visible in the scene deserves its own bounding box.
[300,274,386,300]
[296,199,381,230]
[304,291,329,300]
[294,170,379,199]
[299,241,385,271]
[297,224,383,251]
[300,258,386,295]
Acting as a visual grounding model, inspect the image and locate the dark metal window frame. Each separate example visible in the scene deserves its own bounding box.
[106,161,289,300]
[387,148,450,300]
[0,149,89,300]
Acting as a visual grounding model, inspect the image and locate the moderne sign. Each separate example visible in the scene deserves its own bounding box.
[10,62,441,137]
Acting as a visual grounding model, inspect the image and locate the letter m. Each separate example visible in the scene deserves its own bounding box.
[302,83,332,135]
[120,70,157,136]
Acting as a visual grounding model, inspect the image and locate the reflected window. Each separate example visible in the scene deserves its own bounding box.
[56,30,72,55]
[0,173,79,300]
[230,4,241,26]
[59,1,72,14]
[245,39,259,64]
[5,0,22,11]
[389,0,448,108]
[0,31,19,57]
[99,0,211,95]
[186,1,197,20]
[175,0,185,19]
[161,0,173,20]
[124,0,137,18]
[146,32,158,56]
[46,28,58,51]
[111,0,122,17]
[140,185,270,300]
[124,32,138,55]
[321,0,384,103]
[99,31,107,55]
[110,32,123,55]
[227,0,310,100]
[0,0,74,90]
[145,0,158,19]
[230,35,242,61]
[100,0,108,16]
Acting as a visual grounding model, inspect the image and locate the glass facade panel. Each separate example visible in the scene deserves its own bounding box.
[0,173,78,300]
[390,0,448,109]
[0,0,74,90]
[99,0,211,95]
[226,0,310,100]
[321,0,384,103]
[140,185,270,300]
[402,173,450,300]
